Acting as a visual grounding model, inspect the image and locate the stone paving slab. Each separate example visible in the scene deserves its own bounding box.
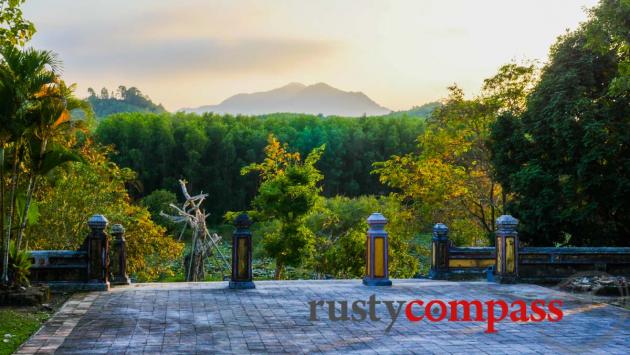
[17,279,630,354]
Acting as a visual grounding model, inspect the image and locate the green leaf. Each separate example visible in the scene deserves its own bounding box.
[38,145,84,175]
[15,191,39,226]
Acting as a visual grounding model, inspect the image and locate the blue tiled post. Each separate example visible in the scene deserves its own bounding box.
[87,214,110,291]
[110,224,130,286]
[494,215,519,284]
[229,213,255,289]
[363,213,392,286]
[429,223,450,279]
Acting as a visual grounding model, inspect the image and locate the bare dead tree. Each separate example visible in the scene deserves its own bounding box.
[160,180,230,281]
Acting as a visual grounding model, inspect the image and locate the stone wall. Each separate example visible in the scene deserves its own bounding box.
[429,215,630,283]
[27,214,129,291]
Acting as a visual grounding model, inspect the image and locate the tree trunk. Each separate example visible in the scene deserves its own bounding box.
[0,146,4,283]
[15,173,36,252]
[274,261,284,280]
[16,137,46,252]
[2,145,20,285]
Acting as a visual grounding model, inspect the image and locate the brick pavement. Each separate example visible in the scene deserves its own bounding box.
[17,280,630,354]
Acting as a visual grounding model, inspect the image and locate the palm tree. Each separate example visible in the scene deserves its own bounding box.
[14,80,89,250]
[0,46,60,285]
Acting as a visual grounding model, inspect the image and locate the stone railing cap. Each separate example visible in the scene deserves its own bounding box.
[87,214,109,230]
[367,212,387,225]
[433,223,449,236]
[111,224,125,234]
[496,214,518,226]
[234,213,253,228]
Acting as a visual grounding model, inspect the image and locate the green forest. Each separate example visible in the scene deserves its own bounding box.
[0,0,628,286]
[95,112,427,223]
[87,86,166,118]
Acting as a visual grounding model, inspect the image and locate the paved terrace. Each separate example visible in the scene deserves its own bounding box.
[18,280,630,354]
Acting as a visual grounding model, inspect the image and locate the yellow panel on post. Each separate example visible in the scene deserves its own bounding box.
[366,238,371,276]
[506,238,515,273]
[496,238,503,273]
[374,237,384,277]
[448,259,495,268]
[238,238,248,279]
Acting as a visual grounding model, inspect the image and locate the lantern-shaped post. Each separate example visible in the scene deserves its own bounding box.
[363,213,392,286]
[110,224,130,285]
[229,213,255,289]
[87,214,110,290]
[429,223,450,279]
[495,215,519,283]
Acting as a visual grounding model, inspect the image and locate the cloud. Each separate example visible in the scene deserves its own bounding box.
[27,1,343,79]
[89,38,340,75]
[35,27,342,79]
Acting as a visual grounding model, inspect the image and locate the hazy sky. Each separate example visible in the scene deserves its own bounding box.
[23,0,598,111]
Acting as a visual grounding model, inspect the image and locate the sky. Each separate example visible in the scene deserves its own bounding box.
[23,0,598,111]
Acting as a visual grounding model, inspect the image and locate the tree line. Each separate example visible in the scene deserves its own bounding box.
[95,112,426,223]
[87,86,166,118]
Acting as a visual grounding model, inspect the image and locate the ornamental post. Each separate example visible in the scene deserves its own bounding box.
[87,214,110,291]
[110,224,130,285]
[229,213,255,289]
[495,215,519,283]
[429,223,450,279]
[363,213,392,286]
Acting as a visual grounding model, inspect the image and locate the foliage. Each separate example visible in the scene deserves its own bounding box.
[489,0,630,246]
[87,86,166,118]
[0,0,35,47]
[140,189,178,232]
[241,135,324,279]
[387,102,442,118]
[96,111,425,223]
[0,240,30,288]
[584,0,630,97]
[374,63,536,245]
[306,195,420,279]
[26,141,184,281]
[0,45,90,284]
[0,309,49,355]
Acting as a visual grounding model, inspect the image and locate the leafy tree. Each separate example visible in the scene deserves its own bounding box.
[388,102,442,118]
[0,46,66,284]
[240,135,324,279]
[584,0,630,97]
[375,64,536,245]
[27,141,184,281]
[306,195,419,279]
[140,189,178,232]
[0,0,35,47]
[87,86,166,118]
[95,111,425,222]
[14,81,91,250]
[490,0,630,246]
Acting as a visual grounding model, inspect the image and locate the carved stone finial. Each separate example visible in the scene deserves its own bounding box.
[87,214,108,231]
[433,223,449,238]
[111,224,125,235]
[496,215,518,233]
[367,212,387,226]
[234,213,252,229]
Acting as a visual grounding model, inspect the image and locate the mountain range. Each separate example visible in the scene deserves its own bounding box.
[180,82,391,117]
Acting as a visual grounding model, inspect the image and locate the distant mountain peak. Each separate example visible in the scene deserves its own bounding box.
[181,82,390,117]
[283,82,306,89]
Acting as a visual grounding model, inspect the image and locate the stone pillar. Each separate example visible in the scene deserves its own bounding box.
[110,224,130,286]
[495,214,519,284]
[86,214,110,291]
[363,213,392,286]
[429,223,450,279]
[229,213,255,289]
